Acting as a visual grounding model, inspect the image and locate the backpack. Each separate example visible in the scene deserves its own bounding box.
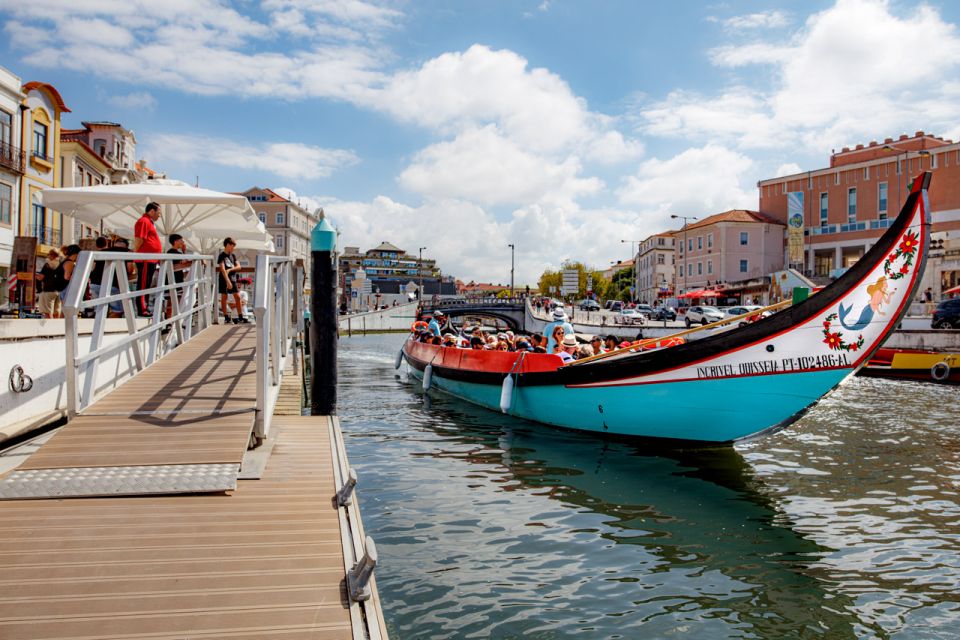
[51,261,67,292]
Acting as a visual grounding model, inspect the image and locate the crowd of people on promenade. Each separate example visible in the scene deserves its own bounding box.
[412,307,639,364]
[30,202,249,324]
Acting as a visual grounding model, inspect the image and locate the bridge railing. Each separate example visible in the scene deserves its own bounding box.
[253,254,304,442]
[429,296,526,307]
[63,251,217,418]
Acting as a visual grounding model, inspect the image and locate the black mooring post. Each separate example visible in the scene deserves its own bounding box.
[310,217,338,415]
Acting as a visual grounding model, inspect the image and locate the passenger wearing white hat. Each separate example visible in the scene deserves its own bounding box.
[427,310,444,337]
[544,306,574,353]
[558,333,579,363]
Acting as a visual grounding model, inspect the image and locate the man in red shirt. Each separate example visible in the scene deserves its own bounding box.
[133,201,162,316]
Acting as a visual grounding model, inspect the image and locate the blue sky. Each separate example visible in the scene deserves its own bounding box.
[3,0,960,284]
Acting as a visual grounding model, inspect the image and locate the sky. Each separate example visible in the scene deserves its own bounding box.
[3,0,960,286]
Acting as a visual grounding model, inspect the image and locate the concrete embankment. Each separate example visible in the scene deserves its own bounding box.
[338,302,419,334]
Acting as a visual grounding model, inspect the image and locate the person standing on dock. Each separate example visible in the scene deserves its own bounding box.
[133,202,162,316]
[544,307,574,352]
[217,238,246,324]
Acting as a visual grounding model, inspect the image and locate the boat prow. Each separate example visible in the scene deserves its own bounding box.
[402,173,932,444]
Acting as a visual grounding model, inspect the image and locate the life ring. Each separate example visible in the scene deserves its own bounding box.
[411,321,429,333]
[638,336,686,351]
[931,361,950,381]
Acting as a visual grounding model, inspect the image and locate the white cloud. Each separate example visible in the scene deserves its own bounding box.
[107,91,157,110]
[775,163,802,178]
[640,0,960,153]
[724,11,789,30]
[617,145,756,217]
[144,133,359,181]
[397,125,602,207]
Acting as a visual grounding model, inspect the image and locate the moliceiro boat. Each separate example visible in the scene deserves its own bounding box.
[401,173,932,444]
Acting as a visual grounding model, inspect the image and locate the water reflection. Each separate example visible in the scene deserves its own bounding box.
[338,336,960,638]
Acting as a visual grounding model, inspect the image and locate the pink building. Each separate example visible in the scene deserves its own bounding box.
[675,210,785,296]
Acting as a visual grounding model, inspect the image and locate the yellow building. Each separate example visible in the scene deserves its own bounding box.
[60,130,112,242]
[20,81,69,256]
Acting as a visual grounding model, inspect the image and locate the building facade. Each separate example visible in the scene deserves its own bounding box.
[58,132,112,242]
[757,131,960,296]
[0,66,24,307]
[20,81,69,256]
[243,187,317,267]
[339,242,443,309]
[635,232,675,304]
[674,210,785,295]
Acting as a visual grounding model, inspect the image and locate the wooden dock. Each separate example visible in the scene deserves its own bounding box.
[0,325,386,639]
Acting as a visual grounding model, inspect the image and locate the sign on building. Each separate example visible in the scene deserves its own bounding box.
[787,191,805,265]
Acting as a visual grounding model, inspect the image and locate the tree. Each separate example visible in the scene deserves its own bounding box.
[537,261,611,299]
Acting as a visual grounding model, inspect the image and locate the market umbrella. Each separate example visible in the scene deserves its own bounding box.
[945,284,960,296]
[36,179,268,247]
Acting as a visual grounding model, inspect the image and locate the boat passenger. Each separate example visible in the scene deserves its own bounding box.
[577,344,595,359]
[544,307,574,352]
[430,336,442,345]
[496,340,510,351]
[603,335,618,352]
[529,333,545,350]
[428,310,444,337]
[590,336,605,354]
[515,339,532,352]
[549,326,566,354]
[470,336,485,349]
[558,334,579,363]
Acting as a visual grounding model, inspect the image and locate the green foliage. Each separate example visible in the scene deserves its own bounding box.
[537,261,612,300]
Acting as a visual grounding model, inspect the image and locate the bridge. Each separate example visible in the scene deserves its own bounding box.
[421,297,528,331]
[0,251,386,639]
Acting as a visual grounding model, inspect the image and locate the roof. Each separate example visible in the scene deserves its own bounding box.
[682,209,783,232]
[22,81,71,112]
[241,187,289,203]
[371,241,403,253]
[59,137,112,170]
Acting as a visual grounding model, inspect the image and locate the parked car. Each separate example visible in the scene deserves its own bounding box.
[932,298,960,329]
[579,299,601,311]
[685,305,725,327]
[724,305,767,326]
[615,308,644,325]
[653,306,677,321]
[634,304,654,318]
[607,300,624,312]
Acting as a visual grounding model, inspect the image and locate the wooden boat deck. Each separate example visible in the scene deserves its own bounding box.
[0,325,385,639]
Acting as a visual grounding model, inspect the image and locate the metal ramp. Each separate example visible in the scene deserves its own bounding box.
[0,326,257,500]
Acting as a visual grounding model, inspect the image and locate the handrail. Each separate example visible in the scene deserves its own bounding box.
[569,299,794,366]
[253,254,304,442]
[63,251,216,417]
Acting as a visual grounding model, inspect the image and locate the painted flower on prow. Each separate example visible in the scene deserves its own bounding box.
[899,231,919,255]
[823,332,842,349]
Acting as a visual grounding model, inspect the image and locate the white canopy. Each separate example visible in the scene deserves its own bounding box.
[37,179,271,252]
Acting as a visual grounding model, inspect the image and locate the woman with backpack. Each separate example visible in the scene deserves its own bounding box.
[58,245,82,313]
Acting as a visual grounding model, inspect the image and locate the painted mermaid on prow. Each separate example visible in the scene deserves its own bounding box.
[839,276,895,331]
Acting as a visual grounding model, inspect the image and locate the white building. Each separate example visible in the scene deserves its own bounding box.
[0,65,24,306]
[635,232,675,304]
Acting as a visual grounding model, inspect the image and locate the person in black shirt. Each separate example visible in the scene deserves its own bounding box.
[217,237,246,324]
[36,248,63,318]
[166,234,191,318]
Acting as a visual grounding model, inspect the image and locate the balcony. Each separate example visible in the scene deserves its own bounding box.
[24,225,62,247]
[0,141,25,174]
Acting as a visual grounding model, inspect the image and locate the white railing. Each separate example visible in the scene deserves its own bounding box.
[253,254,304,442]
[63,251,216,417]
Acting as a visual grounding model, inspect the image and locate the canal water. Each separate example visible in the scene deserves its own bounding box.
[337,334,960,639]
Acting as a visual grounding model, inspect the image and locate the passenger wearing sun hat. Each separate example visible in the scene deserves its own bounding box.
[558,333,579,363]
[427,309,444,337]
[544,306,574,353]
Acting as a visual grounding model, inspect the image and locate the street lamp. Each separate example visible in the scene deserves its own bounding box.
[508,243,515,297]
[621,239,642,302]
[670,215,697,295]
[418,246,426,300]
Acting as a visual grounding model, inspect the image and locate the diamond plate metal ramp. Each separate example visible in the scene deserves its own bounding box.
[0,464,238,499]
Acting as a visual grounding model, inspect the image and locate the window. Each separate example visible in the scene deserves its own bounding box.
[707,260,713,275]
[931,153,938,169]
[0,110,10,146]
[707,233,713,248]
[0,182,11,225]
[847,187,857,223]
[679,241,683,256]
[820,192,828,225]
[276,212,284,225]
[740,259,748,273]
[688,238,693,251]
[697,236,703,250]
[258,212,265,223]
[878,182,888,219]
[657,254,665,265]
[863,166,870,180]
[697,262,702,275]
[275,234,284,249]
[687,264,692,276]
[33,121,48,159]
[739,231,748,246]
[834,172,840,185]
